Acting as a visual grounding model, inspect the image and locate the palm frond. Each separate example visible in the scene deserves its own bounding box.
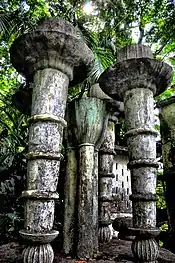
[90,47,115,82]
[0,13,12,36]
[76,21,98,49]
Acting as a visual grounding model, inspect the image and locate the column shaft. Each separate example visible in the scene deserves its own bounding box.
[99,120,115,243]
[99,45,173,263]
[63,147,77,255]
[21,68,68,262]
[73,97,107,259]
[124,88,159,263]
[77,144,94,259]
[125,88,157,228]
[159,98,175,253]
[10,18,94,262]
[92,150,99,253]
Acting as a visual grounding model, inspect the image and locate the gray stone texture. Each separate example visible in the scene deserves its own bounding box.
[89,84,124,244]
[99,120,115,243]
[78,144,95,258]
[99,45,173,101]
[93,150,100,253]
[10,18,94,87]
[10,18,94,263]
[23,244,54,263]
[158,96,175,253]
[63,146,77,255]
[111,148,133,240]
[72,97,107,259]
[63,107,78,255]
[99,44,173,263]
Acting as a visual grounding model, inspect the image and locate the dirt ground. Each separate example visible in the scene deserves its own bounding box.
[0,238,175,263]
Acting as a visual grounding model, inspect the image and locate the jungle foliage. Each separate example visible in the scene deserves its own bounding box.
[0,0,175,245]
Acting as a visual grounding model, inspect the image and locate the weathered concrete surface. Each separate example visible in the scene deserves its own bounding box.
[90,84,122,245]
[77,144,95,258]
[10,18,94,263]
[10,18,94,87]
[99,44,173,262]
[89,84,116,249]
[22,69,68,242]
[124,88,158,230]
[63,147,77,255]
[71,97,107,259]
[23,244,54,263]
[99,45,173,101]
[92,150,99,253]
[112,217,134,241]
[63,96,107,258]
[99,120,115,243]
[63,107,78,255]
[158,96,175,253]
[89,83,124,112]
[21,67,69,260]
[1,240,175,263]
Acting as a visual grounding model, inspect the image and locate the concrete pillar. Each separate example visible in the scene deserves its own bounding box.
[10,18,94,263]
[99,44,173,263]
[89,83,123,244]
[72,97,107,259]
[158,97,175,253]
[63,83,110,258]
[63,108,78,256]
[98,118,116,243]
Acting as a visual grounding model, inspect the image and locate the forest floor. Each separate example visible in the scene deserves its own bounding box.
[0,238,175,263]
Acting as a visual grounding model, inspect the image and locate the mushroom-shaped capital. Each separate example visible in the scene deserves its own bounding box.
[10,18,94,86]
[71,97,107,145]
[99,45,173,101]
[89,83,124,118]
[112,216,133,233]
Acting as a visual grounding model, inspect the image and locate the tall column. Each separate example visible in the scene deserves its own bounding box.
[63,108,78,256]
[92,149,100,252]
[10,18,94,263]
[98,117,116,243]
[89,83,114,250]
[158,97,175,253]
[99,44,173,262]
[89,83,123,244]
[72,97,107,259]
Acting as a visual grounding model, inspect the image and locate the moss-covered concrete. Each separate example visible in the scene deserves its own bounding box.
[99,120,115,243]
[63,107,78,256]
[99,44,173,263]
[10,18,94,263]
[158,96,175,253]
[63,147,77,255]
[72,97,107,259]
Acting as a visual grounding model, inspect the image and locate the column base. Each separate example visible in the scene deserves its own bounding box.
[23,243,54,263]
[132,236,159,263]
[98,225,111,243]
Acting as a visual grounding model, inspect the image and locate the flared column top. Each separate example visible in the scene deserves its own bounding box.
[99,44,173,101]
[10,18,94,86]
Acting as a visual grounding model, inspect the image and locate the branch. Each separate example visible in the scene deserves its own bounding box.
[138,24,144,44]
[154,39,170,56]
